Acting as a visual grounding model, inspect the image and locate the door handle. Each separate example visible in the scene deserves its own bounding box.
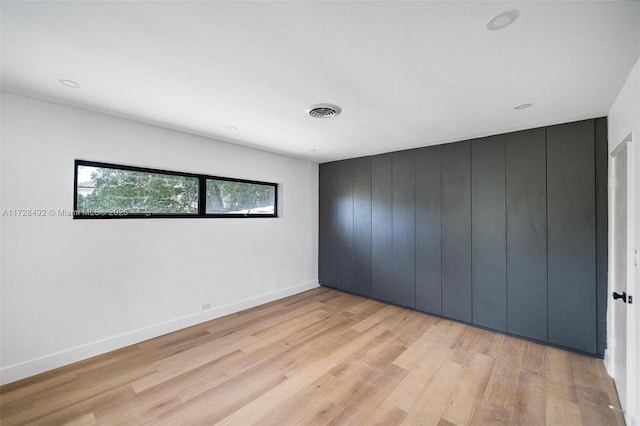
[613,291,627,303]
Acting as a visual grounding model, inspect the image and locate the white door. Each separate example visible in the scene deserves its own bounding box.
[612,142,628,411]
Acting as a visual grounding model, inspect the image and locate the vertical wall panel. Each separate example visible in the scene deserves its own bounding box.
[506,128,547,341]
[318,162,336,286]
[472,136,507,331]
[392,150,416,308]
[353,156,372,297]
[335,160,354,293]
[595,118,608,356]
[441,141,472,322]
[415,145,442,315]
[547,120,596,354]
[372,153,393,302]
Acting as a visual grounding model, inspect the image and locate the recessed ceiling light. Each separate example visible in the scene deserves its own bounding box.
[515,103,533,110]
[59,79,80,88]
[487,10,519,31]
[307,103,342,119]
[308,149,317,152]
[227,126,238,131]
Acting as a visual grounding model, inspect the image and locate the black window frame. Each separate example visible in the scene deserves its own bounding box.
[73,160,279,219]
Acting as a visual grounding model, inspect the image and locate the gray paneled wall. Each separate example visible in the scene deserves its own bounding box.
[505,128,548,342]
[335,160,355,293]
[594,119,608,356]
[371,154,393,302]
[415,146,442,315]
[547,121,596,354]
[441,141,472,322]
[353,157,373,297]
[472,135,507,331]
[318,118,608,356]
[392,151,416,308]
[318,162,336,286]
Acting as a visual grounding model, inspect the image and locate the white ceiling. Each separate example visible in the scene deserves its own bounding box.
[2,1,639,163]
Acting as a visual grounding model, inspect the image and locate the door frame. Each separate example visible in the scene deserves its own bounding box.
[607,132,637,425]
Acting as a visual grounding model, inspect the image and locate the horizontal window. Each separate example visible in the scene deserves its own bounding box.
[74,160,278,219]
[76,164,199,216]
[206,179,276,215]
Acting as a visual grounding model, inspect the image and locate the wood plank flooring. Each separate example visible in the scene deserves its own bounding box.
[0,288,625,425]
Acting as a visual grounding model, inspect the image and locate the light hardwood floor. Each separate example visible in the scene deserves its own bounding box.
[0,288,625,425]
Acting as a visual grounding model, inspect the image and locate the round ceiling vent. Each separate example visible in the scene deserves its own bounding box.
[307,103,342,119]
[515,103,533,110]
[487,10,519,31]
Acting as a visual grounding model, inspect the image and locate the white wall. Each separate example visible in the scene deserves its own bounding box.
[608,57,639,425]
[0,92,319,384]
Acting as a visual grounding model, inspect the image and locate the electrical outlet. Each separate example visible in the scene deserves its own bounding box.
[201,302,211,311]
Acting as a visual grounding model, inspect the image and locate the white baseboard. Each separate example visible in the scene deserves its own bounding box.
[0,280,319,385]
[604,348,613,376]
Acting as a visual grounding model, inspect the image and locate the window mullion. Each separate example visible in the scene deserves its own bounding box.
[198,176,207,216]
